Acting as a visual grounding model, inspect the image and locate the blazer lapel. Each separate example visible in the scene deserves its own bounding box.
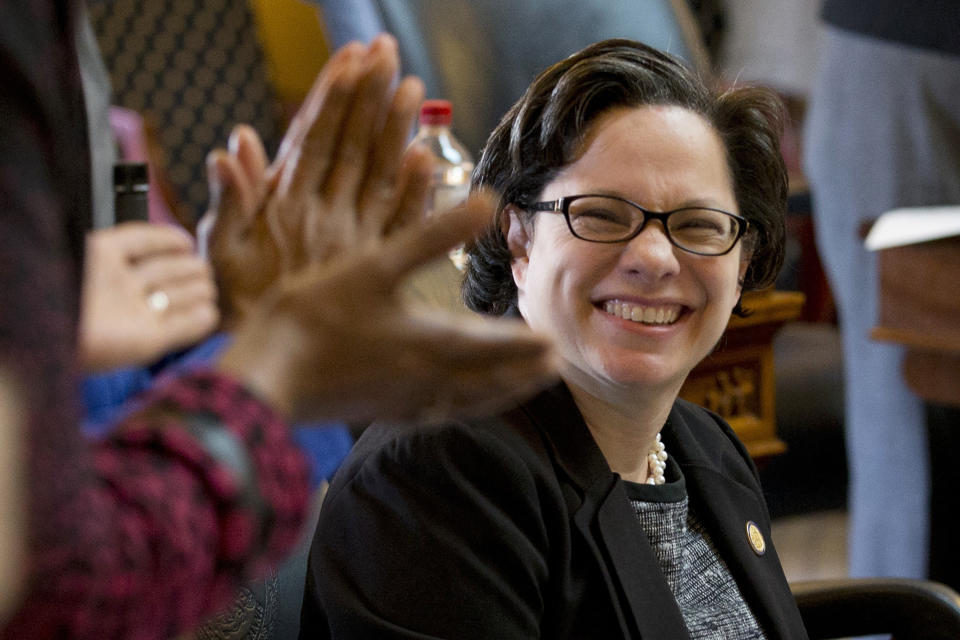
[666,406,809,640]
[521,385,692,639]
[682,465,807,640]
[592,480,692,639]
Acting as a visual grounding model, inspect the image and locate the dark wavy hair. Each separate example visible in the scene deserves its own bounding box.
[463,39,787,317]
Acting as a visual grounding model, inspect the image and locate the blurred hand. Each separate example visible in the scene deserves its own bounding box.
[200,35,426,327]
[210,34,557,422]
[79,222,219,371]
[219,194,558,423]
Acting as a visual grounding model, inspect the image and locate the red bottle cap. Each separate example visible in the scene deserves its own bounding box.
[419,99,453,126]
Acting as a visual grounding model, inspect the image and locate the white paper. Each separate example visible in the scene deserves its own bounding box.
[864,206,960,251]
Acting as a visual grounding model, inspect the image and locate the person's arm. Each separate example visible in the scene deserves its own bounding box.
[0,4,309,638]
[1,9,554,636]
[303,422,553,639]
[77,222,219,433]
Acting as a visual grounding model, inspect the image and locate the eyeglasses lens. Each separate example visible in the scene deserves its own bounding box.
[566,196,740,255]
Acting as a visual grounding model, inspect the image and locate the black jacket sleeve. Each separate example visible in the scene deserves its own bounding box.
[300,420,558,639]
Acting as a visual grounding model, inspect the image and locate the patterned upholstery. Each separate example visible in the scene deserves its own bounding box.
[191,573,279,640]
[88,0,281,225]
[184,485,327,640]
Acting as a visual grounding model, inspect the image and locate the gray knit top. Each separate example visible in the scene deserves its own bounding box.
[625,460,767,639]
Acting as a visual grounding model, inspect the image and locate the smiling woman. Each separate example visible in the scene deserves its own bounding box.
[301,39,803,640]
[503,105,747,413]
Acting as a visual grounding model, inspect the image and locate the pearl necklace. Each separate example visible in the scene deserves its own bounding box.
[646,433,668,485]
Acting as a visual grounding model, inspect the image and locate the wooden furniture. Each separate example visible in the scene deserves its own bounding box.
[871,236,960,407]
[680,289,805,459]
[871,234,960,590]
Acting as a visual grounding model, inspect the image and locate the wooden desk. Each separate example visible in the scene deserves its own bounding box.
[870,236,960,407]
[870,233,960,590]
[680,289,805,459]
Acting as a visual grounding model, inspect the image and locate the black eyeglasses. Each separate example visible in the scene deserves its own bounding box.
[528,194,748,256]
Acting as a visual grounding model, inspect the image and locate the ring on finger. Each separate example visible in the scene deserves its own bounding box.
[147,290,170,313]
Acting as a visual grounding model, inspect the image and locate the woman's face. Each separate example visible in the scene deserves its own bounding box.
[507,105,748,400]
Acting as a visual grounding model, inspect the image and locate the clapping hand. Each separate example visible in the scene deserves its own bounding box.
[201,36,428,326]
[205,35,557,422]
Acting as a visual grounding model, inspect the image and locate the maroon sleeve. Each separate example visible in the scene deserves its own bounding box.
[0,3,310,638]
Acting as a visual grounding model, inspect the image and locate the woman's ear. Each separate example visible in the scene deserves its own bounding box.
[737,259,749,295]
[731,249,752,314]
[503,205,533,288]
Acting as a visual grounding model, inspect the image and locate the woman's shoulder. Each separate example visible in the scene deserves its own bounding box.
[364,405,546,459]
[325,405,559,506]
[308,402,569,638]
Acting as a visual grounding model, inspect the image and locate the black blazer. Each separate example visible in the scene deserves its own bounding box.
[300,384,809,639]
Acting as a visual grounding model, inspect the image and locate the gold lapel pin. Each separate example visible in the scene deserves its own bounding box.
[746,521,766,556]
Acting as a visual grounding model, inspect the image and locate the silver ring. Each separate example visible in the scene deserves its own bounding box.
[147,290,170,313]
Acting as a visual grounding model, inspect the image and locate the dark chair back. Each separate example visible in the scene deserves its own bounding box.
[793,577,960,640]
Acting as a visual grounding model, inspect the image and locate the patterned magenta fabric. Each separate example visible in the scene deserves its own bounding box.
[0,2,310,637]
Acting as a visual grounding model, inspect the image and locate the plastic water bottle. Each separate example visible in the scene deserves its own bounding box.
[409,99,475,271]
